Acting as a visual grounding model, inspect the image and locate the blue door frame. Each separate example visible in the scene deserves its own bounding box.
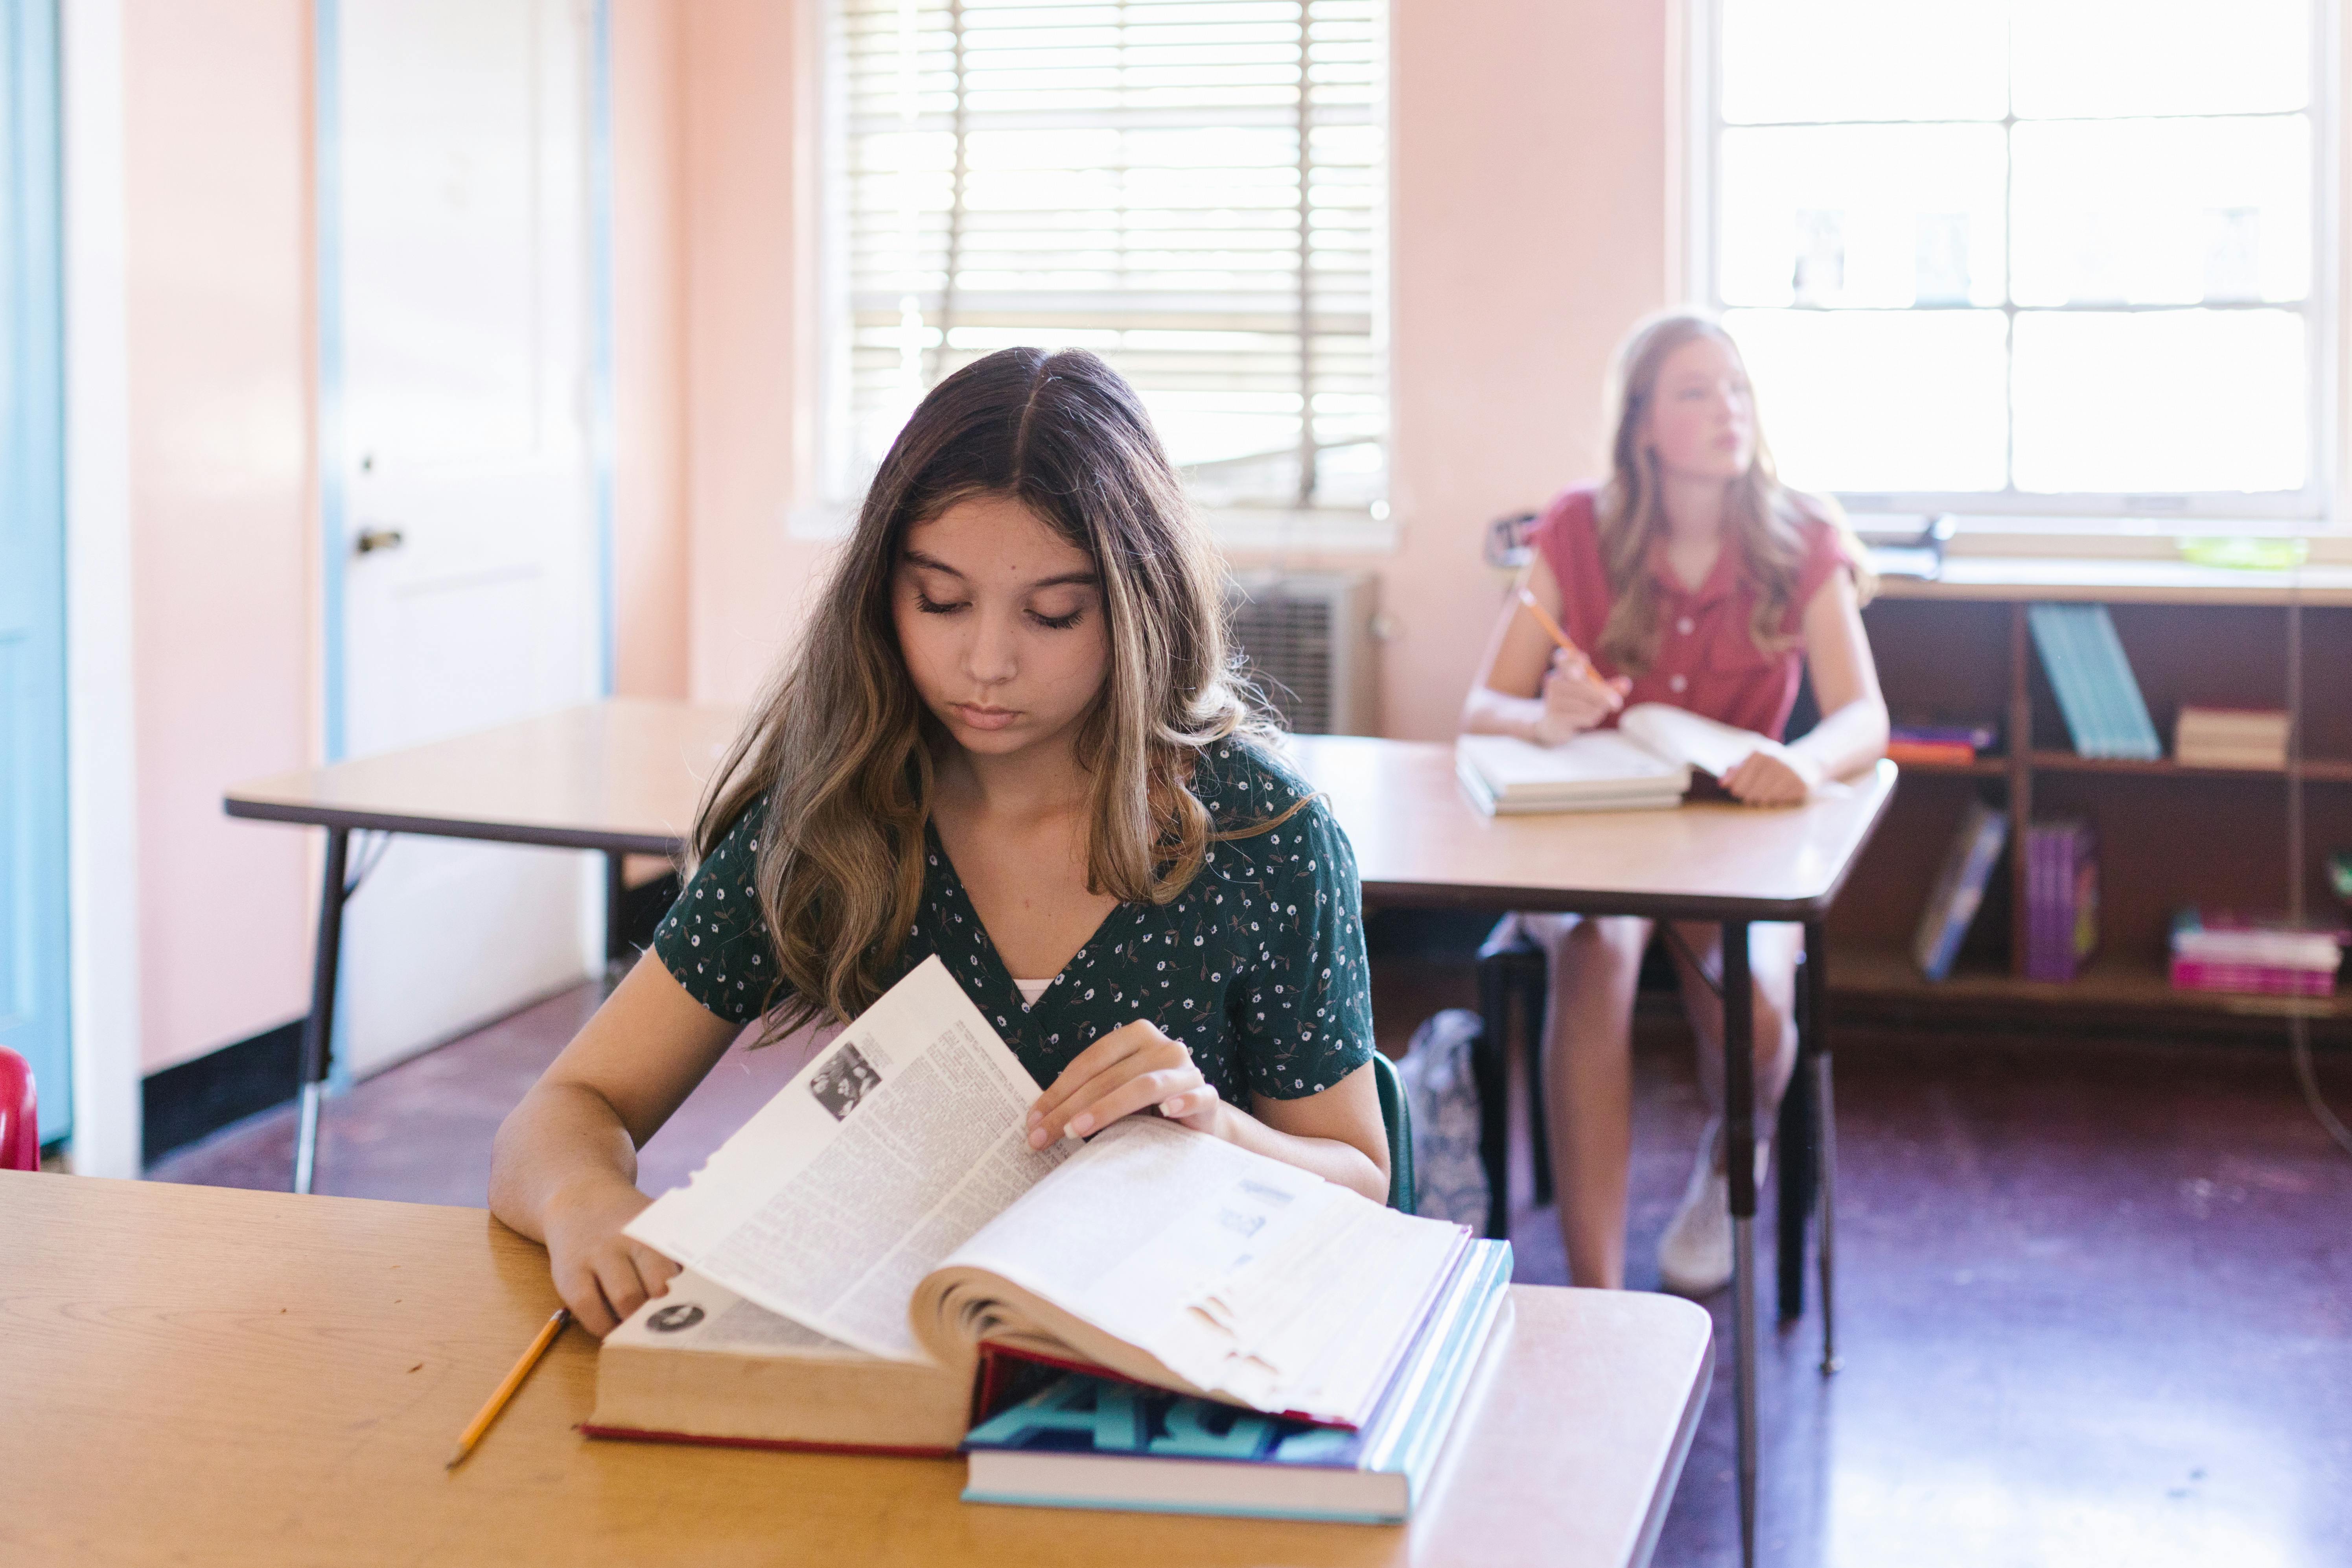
[0,0,70,1143]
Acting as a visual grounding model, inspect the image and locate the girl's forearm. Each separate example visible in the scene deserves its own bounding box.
[488,1079,650,1244]
[1787,696,1890,782]
[1214,1102,1389,1202]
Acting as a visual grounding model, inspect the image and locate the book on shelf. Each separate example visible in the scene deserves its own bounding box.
[2028,603,2161,761]
[1912,800,2008,982]
[2169,909,2346,997]
[1455,703,1802,816]
[2173,707,2290,771]
[2024,819,2099,982]
[1888,720,2000,768]
[602,956,1478,1454]
[961,1238,1514,1524]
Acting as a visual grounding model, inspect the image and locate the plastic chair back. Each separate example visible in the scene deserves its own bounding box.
[0,1046,38,1172]
[1371,1050,1416,1212]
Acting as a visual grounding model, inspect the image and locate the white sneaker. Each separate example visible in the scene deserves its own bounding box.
[1656,1119,1770,1299]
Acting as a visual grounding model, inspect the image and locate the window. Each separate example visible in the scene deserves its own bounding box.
[1696,0,2332,520]
[831,0,1387,520]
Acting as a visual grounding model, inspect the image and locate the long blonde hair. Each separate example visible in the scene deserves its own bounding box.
[694,347,1277,1037]
[1591,310,1872,675]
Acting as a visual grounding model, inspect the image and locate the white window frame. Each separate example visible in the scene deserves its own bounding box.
[1683,0,2343,533]
[803,0,1397,554]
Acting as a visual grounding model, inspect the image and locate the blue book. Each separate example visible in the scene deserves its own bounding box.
[961,1238,1514,1524]
[2029,604,2159,759]
[1912,800,2007,981]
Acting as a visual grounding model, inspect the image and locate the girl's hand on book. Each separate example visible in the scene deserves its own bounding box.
[543,1180,681,1336]
[1027,1019,1223,1149]
[1720,748,1820,807]
[1531,651,1630,746]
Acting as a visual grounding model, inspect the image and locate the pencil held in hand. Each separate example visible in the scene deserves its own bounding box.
[447,1306,570,1469]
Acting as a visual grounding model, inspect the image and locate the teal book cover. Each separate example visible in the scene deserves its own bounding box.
[962,1238,1513,1523]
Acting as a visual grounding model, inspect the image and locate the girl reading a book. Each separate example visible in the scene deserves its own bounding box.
[1460,310,1888,1295]
[491,348,1389,1334]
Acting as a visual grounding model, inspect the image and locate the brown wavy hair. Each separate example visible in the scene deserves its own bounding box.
[693,347,1285,1038]
[1591,310,1873,675]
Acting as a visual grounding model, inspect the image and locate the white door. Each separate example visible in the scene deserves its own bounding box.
[329,0,603,1076]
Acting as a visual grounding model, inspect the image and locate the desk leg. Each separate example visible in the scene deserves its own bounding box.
[1722,918,1758,1568]
[293,827,352,1196]
[604,851,630,984]
[1809,920,1841,1376]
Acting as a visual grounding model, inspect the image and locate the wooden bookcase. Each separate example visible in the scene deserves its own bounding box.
[1825,557,2352,1036]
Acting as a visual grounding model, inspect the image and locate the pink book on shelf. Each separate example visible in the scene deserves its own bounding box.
[2169,958,2337,997]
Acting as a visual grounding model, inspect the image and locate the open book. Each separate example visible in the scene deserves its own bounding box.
[617,955,1473,1443]
[1456,702,1806,815]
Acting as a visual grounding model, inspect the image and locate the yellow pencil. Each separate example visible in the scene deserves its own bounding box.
[447,1306,570,1469]
[1516,585,1583,660]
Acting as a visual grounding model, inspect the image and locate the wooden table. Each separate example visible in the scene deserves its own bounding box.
[225,700,744,1194]
[226,704,1899,1566]
[0,1170,1713,1568]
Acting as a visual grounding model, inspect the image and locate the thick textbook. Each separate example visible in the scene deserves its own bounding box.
[1455,702,1805,816]
[961,1238,1514,1524]
[622,955,1472,1438]
[587,1269,977,1454]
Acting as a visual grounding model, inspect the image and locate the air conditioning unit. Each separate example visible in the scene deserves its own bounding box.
[1226,571,1380,735]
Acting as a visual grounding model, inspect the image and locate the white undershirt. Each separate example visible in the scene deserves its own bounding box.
[1014,977,1053,1008]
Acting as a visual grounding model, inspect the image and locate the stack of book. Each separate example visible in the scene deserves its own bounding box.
[2028,603,2161,761]
[2173,707,2290,770]
[1912,800,2008,981]
[2024,818,2099,982]
[589,956,1508,1524]
[1888,721,1998,768]
[1455,704,1798,816]
[2170,910,2346,997]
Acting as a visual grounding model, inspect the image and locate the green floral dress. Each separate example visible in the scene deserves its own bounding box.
[652,737,1376,1106]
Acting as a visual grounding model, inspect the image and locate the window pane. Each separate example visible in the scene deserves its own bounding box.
[1719,125,2006,308]
[2013,0,2308,119]
[2012,310,2306,493]
[1726,308,2009,492]
[2012,118,2310,307]
[1720,0,2008,124]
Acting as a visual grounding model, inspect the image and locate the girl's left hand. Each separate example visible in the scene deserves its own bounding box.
[1027,1019,1224,1149]
[1720,748,1822,807]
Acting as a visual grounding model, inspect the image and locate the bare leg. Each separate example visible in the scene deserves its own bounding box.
[1667,920,1802,1144]
[1537,914,1654,1289]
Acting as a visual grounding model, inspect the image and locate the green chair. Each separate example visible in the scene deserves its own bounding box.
[1370,1050,1416,1213]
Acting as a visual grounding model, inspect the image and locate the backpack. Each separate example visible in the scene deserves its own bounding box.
[1396,1008,1489,1231]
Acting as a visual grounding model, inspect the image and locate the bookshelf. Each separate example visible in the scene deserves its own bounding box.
[1827,577,2352,1037]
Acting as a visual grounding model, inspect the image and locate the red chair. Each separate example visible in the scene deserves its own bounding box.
[0,1046,39,1172]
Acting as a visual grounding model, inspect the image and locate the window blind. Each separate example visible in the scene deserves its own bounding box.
[838,0,1386,511]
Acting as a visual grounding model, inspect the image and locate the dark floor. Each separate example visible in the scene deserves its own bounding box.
[151,962,2352,1568]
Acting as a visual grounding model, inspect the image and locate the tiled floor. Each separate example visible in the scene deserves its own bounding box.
[150,964,2352,1568]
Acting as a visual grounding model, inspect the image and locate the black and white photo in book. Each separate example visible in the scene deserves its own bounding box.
[806,1041,882,1122]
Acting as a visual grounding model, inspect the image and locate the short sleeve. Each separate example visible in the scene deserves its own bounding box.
[1228,790,1376,1102]
[652,799,782,1025]
[1788,514,1857,632]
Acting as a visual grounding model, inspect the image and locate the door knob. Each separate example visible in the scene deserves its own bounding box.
[355,527,406,555]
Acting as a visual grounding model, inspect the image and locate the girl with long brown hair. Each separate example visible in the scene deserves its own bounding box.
[1462,310,1888,1296]
[490,348,1390,1335]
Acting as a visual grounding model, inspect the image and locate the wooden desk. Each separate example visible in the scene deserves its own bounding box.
[225,700,742,1194]
[0,1171,1713,1568]
[226,706,1898,1567]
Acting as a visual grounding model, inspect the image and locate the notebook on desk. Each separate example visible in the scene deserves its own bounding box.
[1456,703,1797,816]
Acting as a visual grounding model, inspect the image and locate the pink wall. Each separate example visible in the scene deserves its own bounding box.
[678,0,837,704]
[123,0,317,1072]
[610,0,690,700]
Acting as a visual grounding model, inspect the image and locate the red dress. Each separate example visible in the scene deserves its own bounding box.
[1527,486,1855,742]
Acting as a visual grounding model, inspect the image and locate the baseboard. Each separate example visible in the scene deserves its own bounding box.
[142,1019,303,1165]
